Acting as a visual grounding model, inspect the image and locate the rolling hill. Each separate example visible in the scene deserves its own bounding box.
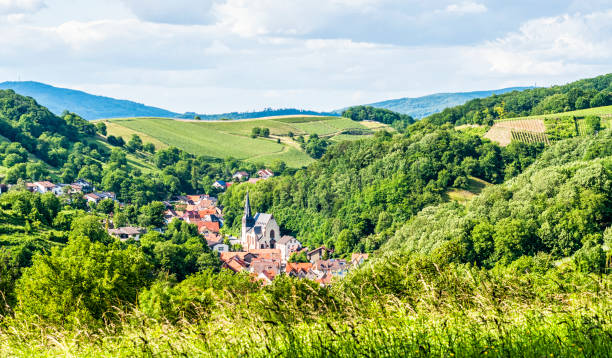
[100,116,390,168]
[0,81,337,121]
[355,87,532,118]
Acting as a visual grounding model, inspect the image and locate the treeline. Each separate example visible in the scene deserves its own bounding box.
[221,123,545,254]
[428,73,612,125]
[342,105,414,131]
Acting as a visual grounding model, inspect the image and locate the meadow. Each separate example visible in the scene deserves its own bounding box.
[99,116,383,167]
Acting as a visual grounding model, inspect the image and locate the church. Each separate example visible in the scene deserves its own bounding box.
[241,192,281,251]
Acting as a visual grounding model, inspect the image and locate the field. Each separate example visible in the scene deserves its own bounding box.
[483,106,612,146]
[98,116,387,168]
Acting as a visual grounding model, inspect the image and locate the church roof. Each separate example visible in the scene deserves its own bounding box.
[253,213,273,226]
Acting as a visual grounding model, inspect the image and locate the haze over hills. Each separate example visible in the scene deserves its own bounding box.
[0,81,336,121]
[0,81,535,121]
[357,87,533,118]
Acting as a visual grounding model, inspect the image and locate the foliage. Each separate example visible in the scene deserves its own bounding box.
[15,236,152,326]
[428,73,612,125]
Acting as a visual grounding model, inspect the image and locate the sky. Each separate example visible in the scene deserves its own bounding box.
[0,0,611,114]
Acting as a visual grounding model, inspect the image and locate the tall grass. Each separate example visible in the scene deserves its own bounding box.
[1,263,610,357]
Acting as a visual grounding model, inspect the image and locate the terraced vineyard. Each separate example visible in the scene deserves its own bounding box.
[484,119,549,146]
[483,106,612,146]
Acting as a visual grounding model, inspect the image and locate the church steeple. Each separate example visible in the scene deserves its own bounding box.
[244,191,252,219]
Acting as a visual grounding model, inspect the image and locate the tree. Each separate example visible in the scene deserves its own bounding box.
[262,128,270,137]
[251,127,261,138]
[139,201,166,228]
[15,236,152,326]
[288,251,309,263]
[96,122,107,136]
[143,143,155,154]
[126,134,143,153]
[69,215,112,244]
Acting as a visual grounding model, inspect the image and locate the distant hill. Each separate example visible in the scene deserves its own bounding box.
[0,81,179,120]
[0,81,337,121]
[349,87,532,118]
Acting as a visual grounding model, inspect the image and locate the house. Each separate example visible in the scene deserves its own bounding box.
[84,192,116,204]
[72,179,93,193]
[257,270,277,285]
[108,227,146,241]
[307,246,333,263]
[351,253,369,267]
[257,169,274,179]
[276,235,302,263]
[250,257,281,276]
[232,171,249,181]
[248,248,282,261]
[241,192,281,250]
[212,180,226,190]
[312,259,349,278]
[33,181,58,194]
[315,272,334,286]
[222,256,249,273]
[197,221,220,235]
[205,234,229,253]
[220,251,256,264]
[182,210,200,223]
[285,262,313,279]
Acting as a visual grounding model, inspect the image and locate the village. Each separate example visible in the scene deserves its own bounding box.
[2,168,368,286]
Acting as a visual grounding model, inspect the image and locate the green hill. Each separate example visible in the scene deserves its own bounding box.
[100,116,389,168]
[427,73,612,125]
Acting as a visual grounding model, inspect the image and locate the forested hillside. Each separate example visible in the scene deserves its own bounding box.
[221,121,545,253]
[428,73,612,125]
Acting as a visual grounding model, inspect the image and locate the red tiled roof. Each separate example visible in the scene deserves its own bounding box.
[285,262,313,274]
[249,249,281,260]
[197,221,220,233]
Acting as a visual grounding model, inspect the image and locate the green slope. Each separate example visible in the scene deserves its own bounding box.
[100,116,387,167]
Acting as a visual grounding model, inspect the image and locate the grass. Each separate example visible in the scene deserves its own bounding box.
[1,269,609,357]
[447,176,490,203]
[99,116,387,168]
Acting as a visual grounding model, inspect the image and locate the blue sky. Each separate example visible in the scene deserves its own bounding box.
[0,0,611,113]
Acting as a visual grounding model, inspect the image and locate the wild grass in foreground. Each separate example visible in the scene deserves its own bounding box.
[1,261,610,357]
[1,299,609,357]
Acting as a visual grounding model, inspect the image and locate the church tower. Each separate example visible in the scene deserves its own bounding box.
[241,191,254,244]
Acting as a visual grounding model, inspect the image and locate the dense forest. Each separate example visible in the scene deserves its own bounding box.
[0,82,610,356]
[427,73,612,125]
[221,121,544,253]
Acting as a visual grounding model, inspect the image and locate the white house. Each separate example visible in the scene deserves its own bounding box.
[276,235,302,263]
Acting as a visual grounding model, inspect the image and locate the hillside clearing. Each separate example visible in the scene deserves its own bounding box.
[447,176,491,204]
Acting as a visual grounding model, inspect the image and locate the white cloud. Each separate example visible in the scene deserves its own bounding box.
[0,0,45,14]
[477,10,612,75]
[1,1,611,113]
[445,2,487,14]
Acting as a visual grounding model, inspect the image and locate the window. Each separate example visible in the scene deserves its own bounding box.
[270,230,276,239]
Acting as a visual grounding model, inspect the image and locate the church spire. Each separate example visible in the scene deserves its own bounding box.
[244,191,252,219]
